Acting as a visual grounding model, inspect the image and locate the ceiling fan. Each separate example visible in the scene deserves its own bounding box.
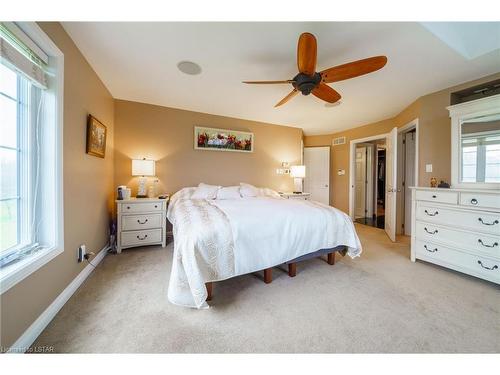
[243,32,387,107]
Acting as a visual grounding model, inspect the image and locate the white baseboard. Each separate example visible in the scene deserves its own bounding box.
[7,245,110,353]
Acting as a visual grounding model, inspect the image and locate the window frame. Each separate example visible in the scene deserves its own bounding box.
[0,22,64,294]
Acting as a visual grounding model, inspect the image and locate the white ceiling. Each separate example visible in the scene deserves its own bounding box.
[62,22,500,135]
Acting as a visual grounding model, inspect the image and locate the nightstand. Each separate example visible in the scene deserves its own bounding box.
[279,192,311,200]
[116,197,168,253]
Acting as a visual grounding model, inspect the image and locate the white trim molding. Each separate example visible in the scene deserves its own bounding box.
[6,245,109,353]
[448,94,500,190]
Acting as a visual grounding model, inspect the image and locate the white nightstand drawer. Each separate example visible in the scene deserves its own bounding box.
[460,192,500,210]
[415,189,458,204]
[121,229,162,247]
[120,202,163,213]
[122,214,163,231]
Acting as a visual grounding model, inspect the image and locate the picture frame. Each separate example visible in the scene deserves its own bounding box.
[86,115,107,158]
[194,126,254,153]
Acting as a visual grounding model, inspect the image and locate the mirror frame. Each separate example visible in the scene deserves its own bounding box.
[448,94,500,190]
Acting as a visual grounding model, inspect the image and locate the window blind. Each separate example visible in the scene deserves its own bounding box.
[0,22,48,89]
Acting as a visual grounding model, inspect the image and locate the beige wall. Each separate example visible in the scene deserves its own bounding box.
[0,23,115,349]
[304,72,500,213]
[113,100,303,195]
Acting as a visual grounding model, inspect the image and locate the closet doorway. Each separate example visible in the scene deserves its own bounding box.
[349,119,419,242]
[353,138,386,229]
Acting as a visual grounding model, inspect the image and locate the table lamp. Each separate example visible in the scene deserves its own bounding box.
[132,158,155,198]
[290,165,306,193]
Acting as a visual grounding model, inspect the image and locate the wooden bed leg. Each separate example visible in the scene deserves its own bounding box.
[205,282,213,301]
[327,252,335,265]
[264,268,273,284]
[288,263,297,277]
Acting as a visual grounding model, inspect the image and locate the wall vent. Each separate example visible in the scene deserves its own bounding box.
[332,136,346,146]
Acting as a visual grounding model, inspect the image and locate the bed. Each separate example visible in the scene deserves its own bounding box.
[167,186,362,308]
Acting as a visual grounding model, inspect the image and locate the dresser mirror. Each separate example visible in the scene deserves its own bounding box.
[460,114,500,184]
[449,94,500,189]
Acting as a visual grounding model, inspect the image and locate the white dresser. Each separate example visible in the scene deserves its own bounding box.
[116,198,168,253]
[410,187,500,284]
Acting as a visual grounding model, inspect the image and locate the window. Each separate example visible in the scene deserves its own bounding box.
[0,22,63,293]
[461,134,500,183]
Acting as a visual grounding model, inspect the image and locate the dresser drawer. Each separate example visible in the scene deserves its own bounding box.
[415,240,500,283]
[121,229,162,247]
[122,214,163,231]
[120,202,163,214]
[416,222,500,259]
[415,189,458,204]
[416,204,500,236]
[460,192,500,210]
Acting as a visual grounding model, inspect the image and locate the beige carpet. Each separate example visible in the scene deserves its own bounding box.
[32,224,499,353]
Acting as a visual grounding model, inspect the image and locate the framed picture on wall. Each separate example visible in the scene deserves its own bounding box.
[194,126,254,153]
[86,115,107,158]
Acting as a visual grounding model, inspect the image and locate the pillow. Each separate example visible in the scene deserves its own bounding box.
[260,187,281,198]
[239,183,259,198]
[191,183,220,200]
[216,186,242,200]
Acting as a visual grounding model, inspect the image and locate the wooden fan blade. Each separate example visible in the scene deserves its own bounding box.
[275,89,299,107]
[243,80,294,84]
[297,32,317,76]
[321,56,387,83]
[312,83,341,103]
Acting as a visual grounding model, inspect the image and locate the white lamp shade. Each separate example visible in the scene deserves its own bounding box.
[290,165,306,178]
[132,159,155,176]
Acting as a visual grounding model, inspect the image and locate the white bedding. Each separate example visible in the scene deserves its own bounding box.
[167,188,362,309]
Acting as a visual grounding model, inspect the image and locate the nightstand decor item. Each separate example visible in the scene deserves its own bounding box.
[290,165,306,193]
[116,197,168,253]
[86,115,107,158]
[132,158,156,198]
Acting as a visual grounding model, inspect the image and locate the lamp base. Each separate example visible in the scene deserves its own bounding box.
[293,177,303,194]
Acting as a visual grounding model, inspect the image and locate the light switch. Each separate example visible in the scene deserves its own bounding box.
[426,164,433,173]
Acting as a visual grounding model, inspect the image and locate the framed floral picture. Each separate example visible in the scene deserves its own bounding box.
[86,115,107,158]
[194,126,254,153]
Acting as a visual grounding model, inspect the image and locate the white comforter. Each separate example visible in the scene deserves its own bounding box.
[167,188,362,308]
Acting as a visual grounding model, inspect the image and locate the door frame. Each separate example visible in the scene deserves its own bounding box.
[349,134,387,219]
[396,118,419,234]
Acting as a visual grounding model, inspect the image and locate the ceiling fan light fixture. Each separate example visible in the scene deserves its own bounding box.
[177,61,202,75]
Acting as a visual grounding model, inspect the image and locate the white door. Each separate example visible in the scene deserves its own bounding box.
[304,146,330,205]
[354,147,367,218]
[385,127,398,242]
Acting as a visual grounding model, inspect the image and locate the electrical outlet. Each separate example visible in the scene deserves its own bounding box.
[78,245,86,263]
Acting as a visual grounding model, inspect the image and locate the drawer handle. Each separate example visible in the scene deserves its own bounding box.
[127,206,131,210]
[424,245,438,253]
[477,260,498,271]
[424,210,438,216]
[424,227,438,235]
[137,234,148,240]
[470,198,478,205]
[154,205,158,208]
[478,239,498,248]
[137,219,148,224]
[478,218,499,226]
[432,195,437,198]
